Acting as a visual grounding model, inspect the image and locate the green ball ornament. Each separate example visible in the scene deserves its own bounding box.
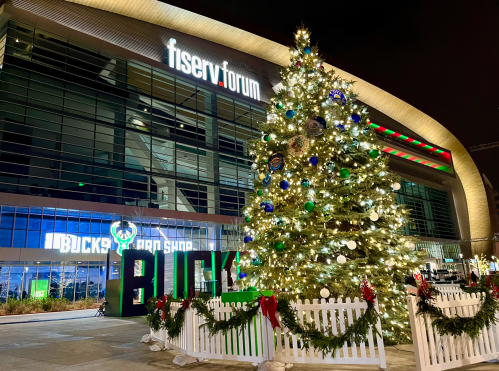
[304,201,315,212]
[252,257,262,266]
[247,286,257,292]
[339,168,350,178]
[245,217,251,223]
[284,267,291,275]
[369,149,380,159]
[264,134,271,142]
[257,189,263,196]
[342,196,351,203]
[301,178,310,187]
[276,102,283,109]
[274,241,285,251]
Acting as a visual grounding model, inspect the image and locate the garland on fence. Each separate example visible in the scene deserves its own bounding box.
[146,279,380,356]
[276,279,380,356]
[416,277,499,339]
[145,291,194,340]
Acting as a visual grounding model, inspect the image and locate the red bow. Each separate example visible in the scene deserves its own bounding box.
[181,298,191,310]
[260,295,280,329]
[360,279,376,304]
[491,284,499,300]
[418,279,435,301]
[157,295,167,320]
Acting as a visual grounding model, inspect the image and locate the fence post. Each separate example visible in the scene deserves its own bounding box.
[186,307,194,355]
[407,296,425,371]
[261,308,275,361]
[374,300,387,370]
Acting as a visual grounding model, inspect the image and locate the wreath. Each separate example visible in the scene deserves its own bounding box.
[146,279,380,357]
[416,277,499,339]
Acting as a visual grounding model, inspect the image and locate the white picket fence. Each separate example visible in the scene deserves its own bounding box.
[151,297,387,368]
[433,284,462,296]
[407,292,499,371]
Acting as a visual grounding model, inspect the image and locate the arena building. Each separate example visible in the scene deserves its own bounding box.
[0,0,494,302]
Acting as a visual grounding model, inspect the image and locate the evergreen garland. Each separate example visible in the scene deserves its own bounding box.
[146,295,188,340]
[190,294,261,335]
[146,292,380,357]
[416,277,499,339]
[276,296,380,356]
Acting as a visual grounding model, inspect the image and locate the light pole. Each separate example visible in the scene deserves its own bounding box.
[460,253,466,280]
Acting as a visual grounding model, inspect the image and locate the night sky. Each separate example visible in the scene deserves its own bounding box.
[165,0,499,190]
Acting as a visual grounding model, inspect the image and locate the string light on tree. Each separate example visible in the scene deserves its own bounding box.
[238,26,424,344]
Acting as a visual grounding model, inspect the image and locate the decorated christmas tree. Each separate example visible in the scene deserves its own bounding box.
[239,27,424,343]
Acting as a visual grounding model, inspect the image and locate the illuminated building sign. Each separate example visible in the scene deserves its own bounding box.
[166,39,260,101]
[44,230,193,254]
[111,221,137,256]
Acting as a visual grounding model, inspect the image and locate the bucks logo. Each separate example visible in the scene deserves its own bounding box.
[110,221,138,256]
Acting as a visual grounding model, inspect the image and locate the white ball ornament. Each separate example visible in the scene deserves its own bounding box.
[288,78,296,87]
[385,259,395,267]
[251,163,258,171]
[405,241,416,250]
[287,90,295,98]
[320,288,330,299]
[337,255,347,264]
[392,182,401,191]
[261,135,266,142]
[347,241,357,250]
[370,212,379,221]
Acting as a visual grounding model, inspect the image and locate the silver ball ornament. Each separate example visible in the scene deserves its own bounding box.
[347,241,357,250]
[337,255,347,264]
[320,288,330,298]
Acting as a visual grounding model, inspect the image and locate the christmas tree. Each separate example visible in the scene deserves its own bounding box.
[240,27,424,343]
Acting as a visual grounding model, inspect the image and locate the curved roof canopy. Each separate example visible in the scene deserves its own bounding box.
[65,0,491,250]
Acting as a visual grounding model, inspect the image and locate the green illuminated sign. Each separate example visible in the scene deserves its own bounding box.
[111,221,138,256]
[31,279,49,298]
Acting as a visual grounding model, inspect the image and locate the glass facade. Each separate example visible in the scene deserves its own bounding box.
[0,260,107,303]
[0,205,241,250]
[0,20,265,216]
[396,179,457,239]
[0,205,243,303]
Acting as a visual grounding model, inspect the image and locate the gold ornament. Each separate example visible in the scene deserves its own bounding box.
[287,135,310,156]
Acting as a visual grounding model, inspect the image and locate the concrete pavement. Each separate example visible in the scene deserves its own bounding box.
[0,314,497,370]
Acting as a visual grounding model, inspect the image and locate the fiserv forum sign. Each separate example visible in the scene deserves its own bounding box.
[166,39,260,101]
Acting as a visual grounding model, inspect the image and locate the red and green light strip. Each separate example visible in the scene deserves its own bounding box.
[382,146,452,173]
[368,121,451,160]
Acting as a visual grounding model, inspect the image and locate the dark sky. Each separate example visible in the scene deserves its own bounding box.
[165,0,499,189]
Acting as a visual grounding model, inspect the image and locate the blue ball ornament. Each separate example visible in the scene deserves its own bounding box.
[304,46,312,54]
[238,272,247,279]
[309,155,319,166]
[264,204,274,213]
[336,124,345,133]
[280,180,289,190]
[285,110,295,119]
[351,113,361,123]
[244,236,253,243]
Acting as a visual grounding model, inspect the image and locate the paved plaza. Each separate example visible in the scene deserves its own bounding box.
[0,314,496,371]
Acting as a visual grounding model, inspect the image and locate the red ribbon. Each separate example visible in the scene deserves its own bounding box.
[491,284,499,299]
[360,279,376,304]
[260,295,280,329]
[157,295,167,320]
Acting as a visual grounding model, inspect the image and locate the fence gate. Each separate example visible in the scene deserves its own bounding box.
[407,293,499,371]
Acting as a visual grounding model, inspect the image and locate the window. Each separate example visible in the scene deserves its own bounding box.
[396,180,457,239]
